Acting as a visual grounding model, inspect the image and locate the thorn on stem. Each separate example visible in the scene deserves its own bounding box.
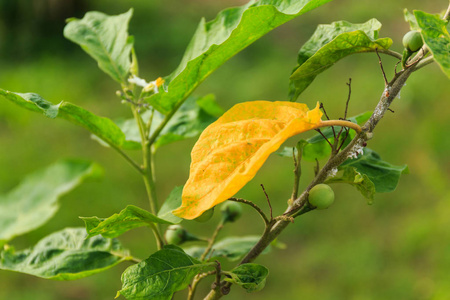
[388,108,395,113]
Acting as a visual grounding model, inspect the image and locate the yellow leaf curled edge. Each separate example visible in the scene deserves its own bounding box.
[173,101,357,220]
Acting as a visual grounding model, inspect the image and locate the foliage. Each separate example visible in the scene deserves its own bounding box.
[1,0,449,299]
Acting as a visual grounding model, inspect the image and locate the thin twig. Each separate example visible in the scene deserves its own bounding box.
[315,129,333,148]
[377,49,403,60]
[375,48,388,86]
[320,102,336,139]
[188,271,216,300]
[200,221,224,261]
[336,78,352,141]
[228,197,269,225]
[337,127,350,152]
[260,184,273,220]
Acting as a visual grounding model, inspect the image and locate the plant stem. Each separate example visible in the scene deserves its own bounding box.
[132,106,163,249]
[200,221,224,261]
[188,271,216,300]
[228,198,269,225]
[318,120,362,133]
[202,45,420,300]
[109,143,144,175]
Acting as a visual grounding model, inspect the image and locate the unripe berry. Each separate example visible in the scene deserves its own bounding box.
[402,30,423,52]
[308,184,335,210]
[220,201,242,223]
[164,225,186,245]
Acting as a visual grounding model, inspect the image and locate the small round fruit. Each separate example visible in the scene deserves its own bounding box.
[220,201,242,223]
[308,184,335,210]
[402,30,423,52]
[194,207,214,222]
[164,225,186,245]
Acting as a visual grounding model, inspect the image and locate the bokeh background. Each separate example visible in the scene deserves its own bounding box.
[1,0,449,299]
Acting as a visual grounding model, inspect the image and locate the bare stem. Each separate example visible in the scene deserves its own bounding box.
[229,197,269,225]
[200,221,224,261]
[318,120,362,133]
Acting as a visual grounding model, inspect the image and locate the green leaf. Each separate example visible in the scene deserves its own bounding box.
[0,160,101,245]
[404,9,419,30]
[112,95,221,151]
[224,263,269,293]
[289,19,392,100]
[157,186,183,224]
[146,0,333,114]
[340,148,408,193]
[184,236,271,262]
[80,205,172,239]
[414,10,450,78]
[0,90,128,148]
[64,9,134,84]
[0,228,130,280]
[117,245,211,300]
[277,111,371,161]
[326,167,376,204]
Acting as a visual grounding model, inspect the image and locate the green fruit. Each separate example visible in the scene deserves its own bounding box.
[308,184,335,210]
[164,225,186,245]
[402,30,423,52]
[220,201,242,223]
[194,207,215,222]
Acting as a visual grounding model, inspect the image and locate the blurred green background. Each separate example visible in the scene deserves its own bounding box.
[1,0,449,299]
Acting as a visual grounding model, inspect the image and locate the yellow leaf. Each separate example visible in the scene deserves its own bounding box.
[173,101,323,219]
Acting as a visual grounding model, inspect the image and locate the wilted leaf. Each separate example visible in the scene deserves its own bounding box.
[80,205,172,239]
[184,236,271,261]
[414,10,450,78]
[157,186,183,224]
[340,148,408,193]
[0,160,101,245]
[0,228,130,280]
[64,9,134,84]
[224,263,269,293]
[173,101,323,219]
[146,0,333,114]
[117,245,211,300]
[0,90,127,149]
[289,19,392,100]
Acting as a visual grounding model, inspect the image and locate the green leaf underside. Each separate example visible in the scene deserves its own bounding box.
[81,205,172,239]
[326,167,376,203]
[224,263,269,293]
[0,90,128,149]
[157,186,183,224]
[340,148,408,193]
[64,9,133,84]
[0,228,130,280]
[277,111,371,161]
[146,0,333,114]
[113,95,222,151]
[414,11,450,78]
[184,236,271,261]
[289,19,392,100]
[0,160,101,245]
[404,9,419,31]
[118,245,210,300]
